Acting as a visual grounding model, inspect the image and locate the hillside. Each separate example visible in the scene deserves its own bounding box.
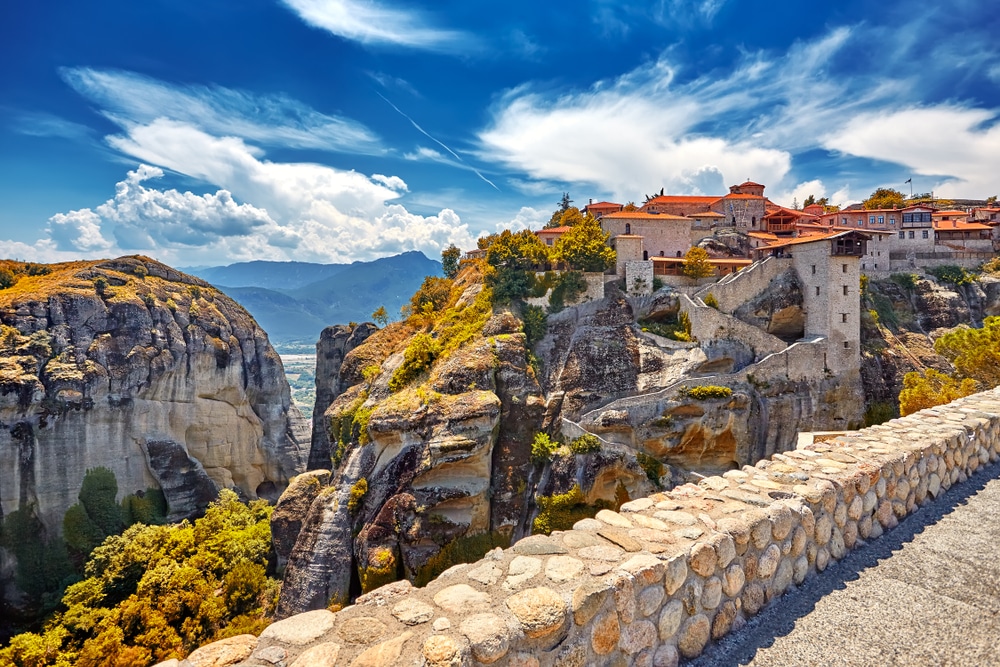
[186,252,442,350]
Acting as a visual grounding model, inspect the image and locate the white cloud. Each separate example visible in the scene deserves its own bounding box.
[280,0,469,51]
[493,206,547,233]
[36,119,474,264]
[62,67,383,155]
[771,180,827,209]
[823,106,1000,198]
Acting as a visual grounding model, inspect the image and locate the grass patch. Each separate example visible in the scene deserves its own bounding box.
[532,485,613,535]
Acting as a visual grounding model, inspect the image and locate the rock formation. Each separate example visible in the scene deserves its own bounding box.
[0,256,308,594]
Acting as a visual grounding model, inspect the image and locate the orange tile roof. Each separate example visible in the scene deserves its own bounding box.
[688,211,726,217]
[932,220,992,231]
[931,210,969,217]
[535,226,572,234]
[747,231,779,239]
[722,193,763,200]
[603,211,690,221]
[758,230,868,250]
[585,201,622,208]
[738,181,765,187]
[651,257,752,266]
[643,195,718,205]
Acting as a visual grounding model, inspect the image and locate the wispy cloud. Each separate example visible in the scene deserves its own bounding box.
[377,92,500,191]
[280,0,469,52]
[10,111,94,141]
[479,11,1000,203]
[62,67,384,155]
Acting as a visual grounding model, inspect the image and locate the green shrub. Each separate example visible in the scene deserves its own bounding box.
[636,452,664,487]
[569,433,601,454]
[652,277,664,291]
[927,264,978,286]
[388,333,440,392]
[348,478,368,514]
[684,385,733,400]
[25,262,51,276]
[189,285,202,300]
[548,271,586,312]
[522,304,548,348]
[166,298,177,313]
[889,272,919,290]
[143,293,156,308]
[414,531,509,587]
[359,547,398,594]
[93,276,109,296]
[133,264,148,280]
[0,268,18,289]
[651,414,673,428]
[533,485,613,534]
[864,401,897,427]
[703,293,719,309]
[530,432,560,463]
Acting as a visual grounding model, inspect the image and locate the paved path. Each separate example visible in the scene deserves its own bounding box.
[692,461,1000,667]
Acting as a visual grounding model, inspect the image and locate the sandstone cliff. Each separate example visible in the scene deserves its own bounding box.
[0,257,308,571]
[277,261,871,614]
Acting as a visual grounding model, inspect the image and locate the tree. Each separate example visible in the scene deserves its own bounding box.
[623,201,638,212]
[899,369,979,416]
[371,306,389,327]
[409,276,452,315]
[558,192,573,211]
[987,195,998,205]
[484,229,551,303]
[682,247,714,280]
[792,198,799,210]
[803,195,816,207]
[552,216,616,272]
[546,205,585,229]
[933,316,1000,389]
[441,244,461,279]
[863,187,905,210]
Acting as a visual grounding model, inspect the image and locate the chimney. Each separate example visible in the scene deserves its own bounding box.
[589,198,593,204]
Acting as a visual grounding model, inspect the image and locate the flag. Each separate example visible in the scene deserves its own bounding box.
[905,178,912,183]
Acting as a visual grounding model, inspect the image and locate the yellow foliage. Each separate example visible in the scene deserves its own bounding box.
[899,369,979,416]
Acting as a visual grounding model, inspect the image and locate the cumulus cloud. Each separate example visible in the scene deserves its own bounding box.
[37,119,474,264]
[62,67,383,155]
[493,206,547,233]
[280,0,469,51]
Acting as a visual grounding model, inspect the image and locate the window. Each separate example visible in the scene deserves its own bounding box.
[903,213,913,223]
[625,223,631,234]
[643,250,648,260]
[874,263,878,269]
[898,231,905,239]
[922,230,929,239]
[841,313,848,322]
[546,238,553,245]
[842,264,847,273]
[878,216,884,224]
[890,217,896,225]
[843,341,850,349]
[841,217,847,225]
[843,285,849,295]
[811,265,816,275]
[659,251,664,257]
[857,219,863,226]
[751,216,756,227]
[815,286,820,296]
[869,216,876,224]
[908,231,915,239]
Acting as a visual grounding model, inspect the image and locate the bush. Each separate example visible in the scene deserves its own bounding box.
[899,369,978,416]
[522,305,548,347]
[143,293,156,308]
[166,298,177,313]
[652,277,664,291]
[414,531,509,587]
[0,268,18,289]
[636,452,664,487]
[388,333,440,392]
[133,264,148,280]
[981,257,1000,275]
[93,276,109,296]
[889,273,919,290]
[569,433,601,454]
[927,264,978,286]
[548,271,586,312]
[703,293,719,309]
[348,478,368,514]
[684,385,733,400]
[530,432,560,464]
[533,485,612,534]
[189,285,202,300]
[409,275,453,315]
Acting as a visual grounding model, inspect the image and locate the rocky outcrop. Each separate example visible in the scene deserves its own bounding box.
[0,256,307,553]
[732,268,805,342]
[308,323,377,471]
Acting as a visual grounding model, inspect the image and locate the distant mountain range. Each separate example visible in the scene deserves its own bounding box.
[183,251,441,350]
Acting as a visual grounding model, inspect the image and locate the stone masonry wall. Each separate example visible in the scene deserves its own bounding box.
[172,388,1000,667]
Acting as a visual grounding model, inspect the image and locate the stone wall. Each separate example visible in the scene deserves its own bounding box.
[694,256,792,314]
[180,389,1000,667]
[525,272,606,309]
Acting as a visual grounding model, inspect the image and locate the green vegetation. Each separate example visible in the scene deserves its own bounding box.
[636,452,664,487]
[639,311,692,342]
[0,490,277,667]
[889,272,919,290]
[441,244,461,279]
[927,264,978,286]
[360,547,399,594]
[548,271,586,312]
[569,433,601,454]
[703,292,719,310]
[389,333,440,392]
[483,229,550,304]
[0,267,18,289]
[521,305,548,348]
[899,369,979,416]
[981,257,1000,275]
[530,432,560,463]
[414,531,510,587]
[682,247,714,280]
[371,305,389,327]
[864,401,897,426]
[92,276,109,296]
[683,385,733,400]
[862,187,905,210]
[348,478,368,514]
[552,215,616,272]
[532,485,614,534]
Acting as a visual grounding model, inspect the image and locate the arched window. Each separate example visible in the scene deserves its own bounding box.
[676,250,682,257]
[751,216,756,227]
[625,223,631,234]
[659,251,664,257]
[643,250,648,260]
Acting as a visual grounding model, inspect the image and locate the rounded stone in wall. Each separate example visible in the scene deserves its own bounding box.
[677,614,711,659]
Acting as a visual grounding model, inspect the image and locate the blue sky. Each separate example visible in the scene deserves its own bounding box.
[1,0,999,265]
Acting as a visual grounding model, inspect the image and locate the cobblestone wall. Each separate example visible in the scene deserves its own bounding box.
[169,388,1000,667]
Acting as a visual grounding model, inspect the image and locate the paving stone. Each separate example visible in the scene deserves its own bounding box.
[512,534,568,555]
[505,587,568,639]
[689,542,718,577]
[460,613,511,664]
[186,634,257,667]
[288,643,341,667]
[421,635,462,667]
[433,584,490,613]
[468,561,503,586]
[620,620,656,654]
[579,544,625,561]
[598,526,644,552]
[677,614,711,658]
[504,555,542,589]
[545,555,584,583]
[260,610,336,646]
[391,597,434,626]
[561,530,605,549]
[596,509,634,527]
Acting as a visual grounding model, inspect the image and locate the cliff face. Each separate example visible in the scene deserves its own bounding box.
[0,256,308,543]
[860,274,1000,411]
[277,267,867,614]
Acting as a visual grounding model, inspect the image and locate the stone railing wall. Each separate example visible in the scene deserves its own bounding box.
[694,256,792,314]
[172,389,1000,667]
